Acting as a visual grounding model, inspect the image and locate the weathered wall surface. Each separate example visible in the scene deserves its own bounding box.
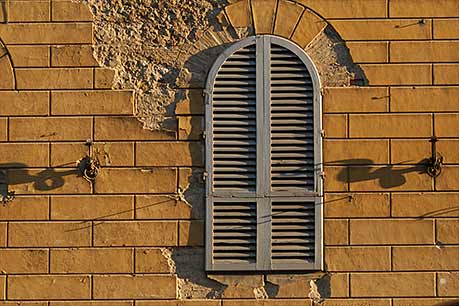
[0,0,457,305]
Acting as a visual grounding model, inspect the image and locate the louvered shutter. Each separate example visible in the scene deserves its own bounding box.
[205,36,322,271]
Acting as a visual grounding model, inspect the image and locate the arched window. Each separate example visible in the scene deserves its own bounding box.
[205,35,322,271]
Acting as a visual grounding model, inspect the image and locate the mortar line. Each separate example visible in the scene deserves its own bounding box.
[434,272,438,297]
[48,247,51,274]
[386,0,390,18]
[132,247,136,274]
[6,117,9,142]
[290,8,306,40]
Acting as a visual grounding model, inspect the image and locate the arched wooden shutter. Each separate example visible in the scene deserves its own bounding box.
[205,36,322,271]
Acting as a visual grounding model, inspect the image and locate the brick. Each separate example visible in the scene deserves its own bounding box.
[0,91,48,115]
[10,117,92,141]
[93,275,176,299]
[0,23,92,44]
[324,140,389,165]
[0,143,48,166]
[327,273,349,297]
[251,0,276,34]
[0,48,15,89]
[273,0,304,39]
[223,301,311,306]
[266,275,313,298]
[392,193,459,217]
[351,273,435,297]
[95,116,175,141]
[9,222,92,247]
[0,118,6,141]
[51,195,134,220]
[95,68,115,89]
[297,0,387,18]
[178,116,203,140]
[8,275,91,300]
[391,140,430,164]
[361,64,432,85]
[0,223,5,247]
[437,166,459,190]
[326,247,390,272]
[438,272,459,296]
[225,0,251,28]
[135,196,192,220]
[323,114,347,138]
[435,114,459,137]
[8,1,50,22]
[324,87,388,113]
[392,87,459,112]
[324,166,348,192]
[51,303,132,306]
[51,45,98,67]
[346,42,388,63]
[321,300,390,306]
[175,89,204,115]
[136,142,202,167]
[390,0,459,17]
[331,19,432,41]
[95,168,176,194]
[291,9,327,48]
[434,19,459,39]
[179,220,204,246]
[51,248,133,273]
[325,193,390,218]
[393,299,459,306]
[0,303,47,306]
[16,68,93,89]
[324,219,348,245]
[8,45,49,67]
[8,168,91,195]
[139,302,221,306]
[349,114,432,138]
[52,0,93,21]
[94,221,178,246]
[437,219,459,244]
[51,142,134,167]
[135,248,170,273]
[52,90,132,115]
[391,41,459,63]
[350,219,434,245]
[0,196,48,220]
[434,64,459,85]
[438,140,459,164]
[393,246,459,271]
[0,249,48,273]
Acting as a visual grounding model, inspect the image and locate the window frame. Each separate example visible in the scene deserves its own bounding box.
[204,35,323,272]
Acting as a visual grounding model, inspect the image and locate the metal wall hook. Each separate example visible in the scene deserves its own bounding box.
[78,139,101,182]
[426,136,443,178]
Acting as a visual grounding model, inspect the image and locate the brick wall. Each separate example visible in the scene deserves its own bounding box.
[0,0,457,305]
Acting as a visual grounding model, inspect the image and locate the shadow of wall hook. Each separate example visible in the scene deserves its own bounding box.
[0,170,14,204]
[426,136,443,178]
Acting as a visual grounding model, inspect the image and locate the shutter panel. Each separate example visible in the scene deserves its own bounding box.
[206,36,322,272]
[212,43,257,194]
[269,43,315,194]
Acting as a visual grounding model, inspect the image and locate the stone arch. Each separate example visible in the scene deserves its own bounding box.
[0,38,15,89]
[177,0,367,92]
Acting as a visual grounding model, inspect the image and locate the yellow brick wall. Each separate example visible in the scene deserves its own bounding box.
[0,0,457,305]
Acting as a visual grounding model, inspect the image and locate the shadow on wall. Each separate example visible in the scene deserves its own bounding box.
[0,163,79,191]
[329,159,430,189]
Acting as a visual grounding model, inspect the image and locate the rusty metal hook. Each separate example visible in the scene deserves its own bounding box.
[426,136,443,178]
